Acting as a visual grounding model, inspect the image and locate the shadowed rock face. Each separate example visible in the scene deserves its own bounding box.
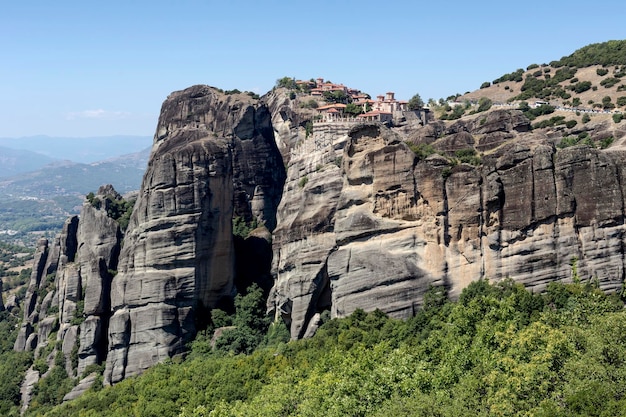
[104,86,286,384]
[269,122,626,339]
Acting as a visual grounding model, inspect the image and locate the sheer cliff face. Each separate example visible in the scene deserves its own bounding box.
[269,122,626,339]
[14,87,287,391]
[104,86,286,383]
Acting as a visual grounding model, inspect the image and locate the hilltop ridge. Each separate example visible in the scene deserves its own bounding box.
[459,40,626,114]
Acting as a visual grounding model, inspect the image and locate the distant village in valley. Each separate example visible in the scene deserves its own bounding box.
[282,77,431,125]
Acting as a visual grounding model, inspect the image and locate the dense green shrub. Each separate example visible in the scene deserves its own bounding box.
[480,81,491,89]
[533,116,566,129]
[455,148,482,165]
[0,309,33,416]
[572,81,591,94]
[602,96,614,109]
[617,96,626,107]
[557,133,596,149]
[600,77,620,88]
[275,77,298,90]
[440,105,466,120]
[322,90,348,104]
[613,113,624,123]
[344,103,364,116]
[476,97,492,112]
[405,142,436,160]
[597,68,609,76]
[493,68,524,84]
[232,216,258,239]
[522,103,555,121]
[213,284,271,355]
[600,136,615,148]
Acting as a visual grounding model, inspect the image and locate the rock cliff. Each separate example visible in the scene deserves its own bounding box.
[14,185,123,406]
[104,86,285,383]
[13,82,626,400]
[269,116,626,338]
[13,86,286,393]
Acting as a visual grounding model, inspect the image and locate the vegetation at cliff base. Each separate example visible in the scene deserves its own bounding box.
[0,310,34,416]
[34,278,626,417]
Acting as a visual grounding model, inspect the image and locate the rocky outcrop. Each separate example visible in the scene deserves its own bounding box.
[15,85,287,395]
[104,85,285,384]
[269,121,626,339]
[14,186,125,407]
[264,87,318,163]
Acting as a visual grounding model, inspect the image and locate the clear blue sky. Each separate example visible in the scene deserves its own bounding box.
[1,0,624,138]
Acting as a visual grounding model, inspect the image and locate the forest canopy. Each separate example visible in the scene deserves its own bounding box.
[33,278,626,417]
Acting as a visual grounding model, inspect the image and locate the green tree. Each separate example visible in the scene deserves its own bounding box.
[408,93,424,110]
[602,96,614,109]
[344,103,364,116]
[322,90,348,104]
[275,76,298,90]
[214,284,271,354]
[476,97,493,112]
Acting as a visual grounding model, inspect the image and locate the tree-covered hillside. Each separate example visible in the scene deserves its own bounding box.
[551,40,626,68]
[27,279,626,417]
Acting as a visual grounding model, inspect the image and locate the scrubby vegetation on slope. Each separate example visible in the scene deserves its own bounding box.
[551,40,626,68]
[30,278,626,417]
[459,40,626,116]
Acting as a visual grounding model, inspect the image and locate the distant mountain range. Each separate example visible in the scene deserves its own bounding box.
[0,135,152,165]
[0,145,151,246]
[0,147,151,197]
[0,146,58,178]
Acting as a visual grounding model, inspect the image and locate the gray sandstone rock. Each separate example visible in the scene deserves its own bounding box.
[270,120,626,339]
[104,85,285,383]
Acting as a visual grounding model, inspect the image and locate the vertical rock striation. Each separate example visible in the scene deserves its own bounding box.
[104,86,285,383]
[270,121,626,339]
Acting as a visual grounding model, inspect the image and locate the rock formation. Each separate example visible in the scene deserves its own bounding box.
[14,185,123,406]
[269,116,626,339]
[14,86,287,396]
[104,86,285,383]
[13,82,626,403]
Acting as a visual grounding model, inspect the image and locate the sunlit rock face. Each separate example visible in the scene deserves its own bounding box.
[269,121,626,339]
